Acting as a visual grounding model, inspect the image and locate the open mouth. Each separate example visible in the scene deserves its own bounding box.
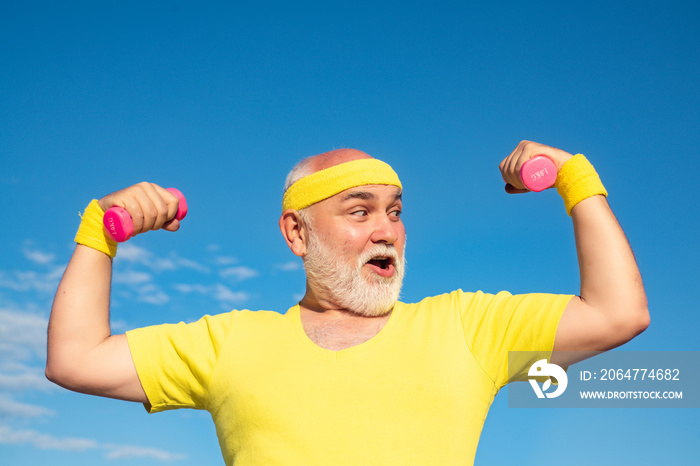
[365,255,397,278]
[367,256,393,270]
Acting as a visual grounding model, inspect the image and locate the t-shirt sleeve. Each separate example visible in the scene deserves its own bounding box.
[126,311,240,413]
[458,290,573,389]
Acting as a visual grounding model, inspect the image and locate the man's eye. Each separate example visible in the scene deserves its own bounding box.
[351,210,368,216]
[390,209,402,217]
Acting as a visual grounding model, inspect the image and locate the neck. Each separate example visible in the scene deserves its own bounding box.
[300,282,393,318]
[298,292,393,351]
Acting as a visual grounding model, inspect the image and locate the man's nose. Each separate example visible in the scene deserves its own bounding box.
[370,214,400,245]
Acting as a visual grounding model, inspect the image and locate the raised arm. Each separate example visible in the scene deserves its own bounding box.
[500,141,649,359]
[46,182,182,402]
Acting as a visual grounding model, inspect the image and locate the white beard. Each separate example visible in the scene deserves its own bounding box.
[303,230,406,317]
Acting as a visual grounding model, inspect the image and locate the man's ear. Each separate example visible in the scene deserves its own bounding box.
[279,209,307,257]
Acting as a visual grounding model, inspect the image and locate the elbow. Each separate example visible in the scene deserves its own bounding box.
[45,346,63,386]
[45,364,86,393]
[45,357,81,392]
[609,303,650,347]
[45,338,92,392]
[45,359,67,388]
[630,283,650,336]
[635,305,651,335]
[629,293,650,336]
[45,365,59,386]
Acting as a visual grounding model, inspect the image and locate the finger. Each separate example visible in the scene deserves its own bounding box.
[132,182,165,233]
[153,185,180,225]
[501,146,524,189]
[506,153,521,187]
[122,182,166,235]
[499,158,516,185]
[505,183,528,194]
[143,184,178,231]
[499,152,516,185]
[109,186,149,236]
[162,218,181,232]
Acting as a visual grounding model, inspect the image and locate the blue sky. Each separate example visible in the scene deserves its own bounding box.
[1,0,698,464]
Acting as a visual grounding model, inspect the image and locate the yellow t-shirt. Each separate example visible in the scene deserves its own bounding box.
[126,290,571,465]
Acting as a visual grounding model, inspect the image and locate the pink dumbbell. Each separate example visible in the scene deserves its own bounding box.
[103,188,188,242]
[520,155,557,192]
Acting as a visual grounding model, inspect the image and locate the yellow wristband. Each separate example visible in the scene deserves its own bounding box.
[555,154,608,216]
[74,200,118,258]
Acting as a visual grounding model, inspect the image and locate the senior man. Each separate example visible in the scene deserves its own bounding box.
[47,141,649,465]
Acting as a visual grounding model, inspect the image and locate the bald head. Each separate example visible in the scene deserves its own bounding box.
[284,149,373,192]
[308,148,373,172]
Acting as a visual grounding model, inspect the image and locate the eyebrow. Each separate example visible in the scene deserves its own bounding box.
[341,189,403,202]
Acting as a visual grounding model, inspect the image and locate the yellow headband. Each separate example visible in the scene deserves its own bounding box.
[282,158,402,211]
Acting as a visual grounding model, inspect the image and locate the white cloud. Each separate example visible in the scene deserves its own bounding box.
[213,284,250,304]
[0,425,185,460]
[220,266,259,281]
[104,445,187,461]
[0,267,64,294]
[174,256,209,272]
[215,255,239,266]
[0,425,96,451]
[134,283,170,305]
[110,267,170,305]
[0,397,55,420]
[172,284,209,294]
[275,261,302,271]
[173,283,250,306]
[116,244,209,273]
[23,247,56,265]
[0,309,48,362]
[0,368,54,392]
[116,244,152,263]
[112,270,153,285]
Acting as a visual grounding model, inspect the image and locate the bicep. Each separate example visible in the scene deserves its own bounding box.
[93,334,149,402]
[552,297,636,366]
[52,334,149,404]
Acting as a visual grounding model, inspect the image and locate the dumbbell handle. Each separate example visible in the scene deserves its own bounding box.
[520,155,557,192]
[103,188,188,242]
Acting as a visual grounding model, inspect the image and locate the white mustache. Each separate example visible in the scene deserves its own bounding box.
[358,244,400,267]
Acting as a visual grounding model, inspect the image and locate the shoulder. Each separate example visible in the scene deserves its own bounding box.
[127,308,288,341]
[230,308,288,328]
[400,290,557,326]
[396,290,489,325]
[400,289,509,311]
